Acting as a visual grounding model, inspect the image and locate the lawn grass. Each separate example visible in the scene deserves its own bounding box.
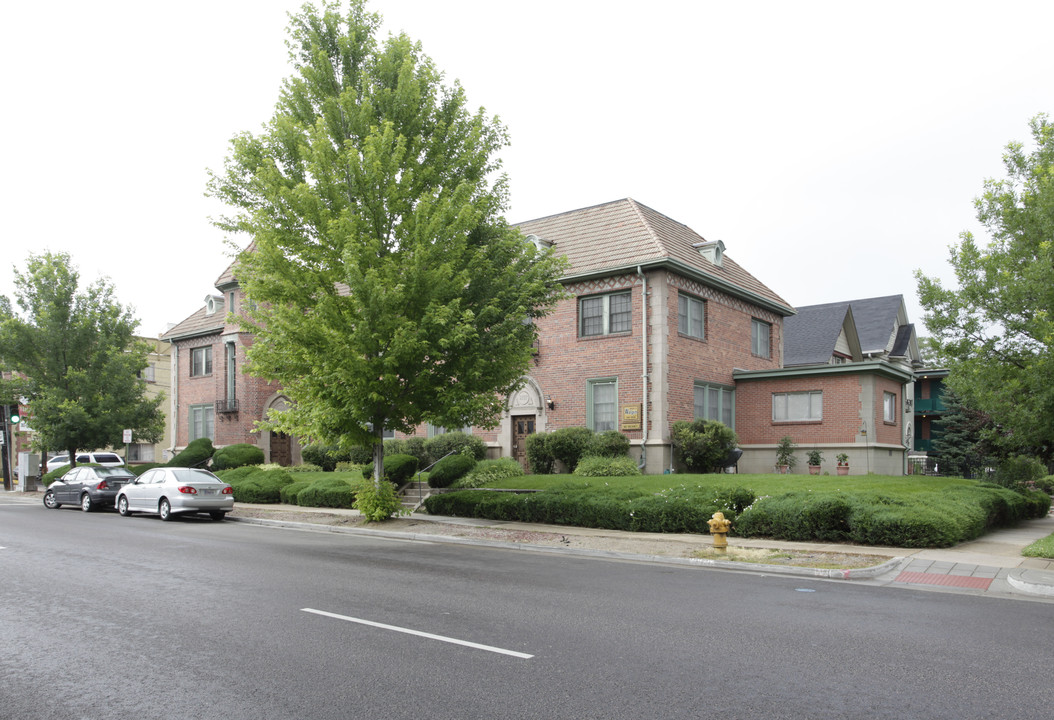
[484,472,978,496]
[1022,534,1054,558]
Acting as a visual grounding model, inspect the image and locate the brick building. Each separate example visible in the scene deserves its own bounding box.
[162,198,925,475]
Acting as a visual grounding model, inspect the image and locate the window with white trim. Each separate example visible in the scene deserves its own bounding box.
[586,378,618,432]
[579,291,632,337]
[191,346,212,377]
[190,403,215,441]
[128,443,155,462]
[752,318,771,358]
[139,363,156,383]
[678,293,705,340]
[427,424,472,438]
[883,391,897,423]
[694,382,734,427]
[773,391,822,422]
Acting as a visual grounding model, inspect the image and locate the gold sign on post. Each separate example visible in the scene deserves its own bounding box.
[621,403,642,431]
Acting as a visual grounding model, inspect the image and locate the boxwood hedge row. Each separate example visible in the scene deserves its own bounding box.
[423,482,1050,547]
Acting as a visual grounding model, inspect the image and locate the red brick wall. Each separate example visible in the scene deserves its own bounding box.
[665,274,783,431]
[875,376,902,445]
[735,374,864,445]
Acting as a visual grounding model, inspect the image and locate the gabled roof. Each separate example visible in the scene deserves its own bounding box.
[784,294,913,367]
[514,198,793,315]
[784,302,859,366]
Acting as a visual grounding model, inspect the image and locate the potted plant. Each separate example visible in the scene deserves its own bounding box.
[836,452,850,476]
[775,436,797,474]
[806,449,824,475]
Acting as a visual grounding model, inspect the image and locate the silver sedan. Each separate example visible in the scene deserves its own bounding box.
[115,467,234,521]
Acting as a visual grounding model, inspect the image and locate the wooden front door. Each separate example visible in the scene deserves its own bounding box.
[512,415,536,471]
[270,432,291,466]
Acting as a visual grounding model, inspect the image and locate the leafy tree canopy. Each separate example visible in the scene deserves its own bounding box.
[208,1,566,482]
[916,114,1054,460]
[0,252,164,465]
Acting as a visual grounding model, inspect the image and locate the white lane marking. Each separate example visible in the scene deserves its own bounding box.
[301,608,533,659]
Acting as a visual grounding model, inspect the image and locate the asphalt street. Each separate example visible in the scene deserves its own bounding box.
[2,501,1053,719]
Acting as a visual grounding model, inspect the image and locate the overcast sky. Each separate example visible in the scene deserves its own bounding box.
[2,0,1051,341]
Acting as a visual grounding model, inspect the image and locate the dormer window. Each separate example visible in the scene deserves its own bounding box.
[205,297,216,315]
[693,239,725,266]
[525,234,552,251]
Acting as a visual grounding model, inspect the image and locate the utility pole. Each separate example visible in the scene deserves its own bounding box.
[1,404,10,491]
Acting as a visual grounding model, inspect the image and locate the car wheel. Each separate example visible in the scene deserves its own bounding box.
[159,498,173,521]
[43,491,60,509]
[81,494,93,512]
[117,496,132,517]
[209,511,226,521]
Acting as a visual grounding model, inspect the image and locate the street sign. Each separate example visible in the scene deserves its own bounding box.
[123,429,133,444]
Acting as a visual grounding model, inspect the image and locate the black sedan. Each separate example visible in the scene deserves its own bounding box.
[43,466,137,512]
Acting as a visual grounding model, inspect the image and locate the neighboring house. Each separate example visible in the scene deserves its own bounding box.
[164,198,933,476]
[128,336,173,463]
[911,368,949,467]
[161,262,302,465]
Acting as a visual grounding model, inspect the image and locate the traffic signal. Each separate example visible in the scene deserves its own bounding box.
[9,411,19,425]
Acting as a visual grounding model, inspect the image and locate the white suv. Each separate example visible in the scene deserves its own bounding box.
[47,452,126,470]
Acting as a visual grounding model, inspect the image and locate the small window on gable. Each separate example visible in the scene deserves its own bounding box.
[206,297,216,315]
[752,318,771,358]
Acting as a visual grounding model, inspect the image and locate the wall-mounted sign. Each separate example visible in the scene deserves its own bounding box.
[621,403,642,431]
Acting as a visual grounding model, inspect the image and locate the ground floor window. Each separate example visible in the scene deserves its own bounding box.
[883,391,897,423]
[694,382,734,427]
[772,390,822,422]
[587,377,618,432]
[190,403,215,441]
[427,424,471,438]
[127,443,155,462]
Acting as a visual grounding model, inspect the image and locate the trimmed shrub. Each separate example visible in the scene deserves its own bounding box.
[167,438,215,468]
[1036,475,1054,494]
[428,454,477,488]
[994,455,1047,488]
[287,463,322,473]
[546,427,595,471]
[526,432,555,474]
[226,468,294,504]
[671,419,739,473]
[573,455,641,477]
[211,443,265,471]
[297,477,356,508]
[280,480,313,504]
[383,437,428,466]
[364,453,419,487]
[455,458,524,488]
[585,430,631,459]
[301,444,352,472]
[425,431,487,464]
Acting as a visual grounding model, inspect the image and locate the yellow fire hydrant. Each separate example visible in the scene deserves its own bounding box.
[707,511,732,553]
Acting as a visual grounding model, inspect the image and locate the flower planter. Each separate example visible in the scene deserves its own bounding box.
[776,464,790,474]
[836,466,849,476]
[808,465,821,475]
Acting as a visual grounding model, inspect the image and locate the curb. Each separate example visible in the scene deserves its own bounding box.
[226,515,901,580]
[1007,568,1054,597]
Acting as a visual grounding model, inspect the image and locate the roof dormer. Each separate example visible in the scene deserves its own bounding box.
[204,295,223,316]
[693,239,725,266]
[525,233,552,251]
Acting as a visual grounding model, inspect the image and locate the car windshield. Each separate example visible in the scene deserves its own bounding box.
[94,454,122,463]
[169,468,223,483]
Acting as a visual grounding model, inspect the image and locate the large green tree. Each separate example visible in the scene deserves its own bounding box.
[0,252,164,468]
[916,114,1054,460]
[208,1,566,483]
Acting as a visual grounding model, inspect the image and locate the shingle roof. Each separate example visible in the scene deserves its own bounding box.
[161,297,226,341]
[849,295,904,353]
[514,198,793,314]
[784,301,851,366]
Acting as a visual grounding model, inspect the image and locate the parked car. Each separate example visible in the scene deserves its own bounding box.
[47,452,125,470]
[115,467,234,521]
[43,466,137,512]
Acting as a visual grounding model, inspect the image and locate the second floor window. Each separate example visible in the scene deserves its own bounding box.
[579,291,632,337]
[678,293,705,340]
[752,318,771,358]
[191,347,212,377]
[884,391,897,423]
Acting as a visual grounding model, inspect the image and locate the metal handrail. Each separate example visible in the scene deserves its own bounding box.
[409,450,458,508]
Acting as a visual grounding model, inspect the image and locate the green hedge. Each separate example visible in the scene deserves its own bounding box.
[296,477,356,508]
[211,443,265,471]
[423,482,1050,547]
[280,480,314,505]
[223,468,295,504]
[364,453,419,487]
[573,456,640,477]
[454,458,524,489]
[168,438,215,468]
[428,454,477,488]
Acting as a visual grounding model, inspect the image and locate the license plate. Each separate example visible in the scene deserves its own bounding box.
[199,488,215,495]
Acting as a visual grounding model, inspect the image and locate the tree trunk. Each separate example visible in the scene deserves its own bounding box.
[372,429,384,487]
